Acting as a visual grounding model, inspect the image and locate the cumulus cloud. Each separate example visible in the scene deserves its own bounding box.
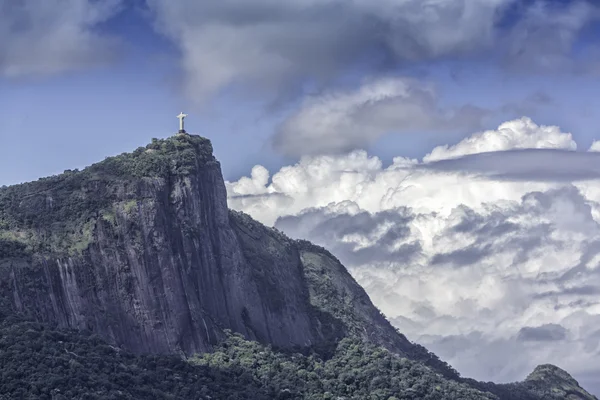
[146,0,600,103]
[589,141,600,152]
[0,0,123,78]
[423,117,576,162]
[272,77,488,157]
[227,117,600,390]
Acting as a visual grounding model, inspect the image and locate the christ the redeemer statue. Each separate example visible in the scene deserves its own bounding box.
[177,112,188,134]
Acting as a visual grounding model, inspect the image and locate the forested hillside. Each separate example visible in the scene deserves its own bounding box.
[0,134,596,400]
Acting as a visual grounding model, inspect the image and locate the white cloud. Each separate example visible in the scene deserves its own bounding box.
[423,117,577,162]
[589,141,600,152]
[227,117,600,390]
[0,0,123,78]
[272,77,488,157]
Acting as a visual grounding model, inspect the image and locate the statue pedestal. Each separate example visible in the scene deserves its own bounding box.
[178,129,187,134]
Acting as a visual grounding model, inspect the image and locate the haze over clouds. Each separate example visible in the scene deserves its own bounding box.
[227,118,600,392]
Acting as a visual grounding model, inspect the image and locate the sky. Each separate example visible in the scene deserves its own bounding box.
[2,0,600,395]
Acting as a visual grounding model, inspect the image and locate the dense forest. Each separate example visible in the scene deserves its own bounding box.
[0,309,491,400]
[0,134,596,400]
[0,308,594,400]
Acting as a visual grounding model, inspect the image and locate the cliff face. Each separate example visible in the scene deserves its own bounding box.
[0,134,419,361]
[0,135,315,355]
[1,134,598,400]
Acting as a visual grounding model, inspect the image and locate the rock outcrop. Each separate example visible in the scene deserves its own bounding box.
[0,134,431,366]
[1,134,598,399]
[523,365,598,400]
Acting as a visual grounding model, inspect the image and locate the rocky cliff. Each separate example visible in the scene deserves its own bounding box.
[0,134,597,400]
[0,134,433,366]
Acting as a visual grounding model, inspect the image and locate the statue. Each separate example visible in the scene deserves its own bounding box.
[177,112,188,134]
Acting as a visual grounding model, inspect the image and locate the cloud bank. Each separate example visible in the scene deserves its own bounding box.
[4,0,598,97]
[0,0,123,78]
[272,77,489,157]
[227,117,600,393]
[147,0,600,103]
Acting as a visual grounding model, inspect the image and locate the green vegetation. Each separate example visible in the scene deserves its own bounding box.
[1,309,591,400]
[0,308,494,400]
[297,239,462,381]
[193,332,497,400]
[0,136,596,400]
[0,238,30,260]
[523,365,597,399]
[465,365,599,400]
[0,134,213,257]
[0,313,269,400]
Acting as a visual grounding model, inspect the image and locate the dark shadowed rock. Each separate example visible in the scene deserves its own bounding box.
[0,134,597,400]
[0,135,321,356]
[0,134,454,377]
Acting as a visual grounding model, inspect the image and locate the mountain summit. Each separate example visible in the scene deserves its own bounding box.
[0,134,438,362]
[0,134,596,399]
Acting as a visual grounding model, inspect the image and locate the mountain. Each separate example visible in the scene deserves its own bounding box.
[0,133,596,399]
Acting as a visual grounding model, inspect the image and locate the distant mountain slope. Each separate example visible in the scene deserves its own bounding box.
[0,134,596,400]
[230,210,461,378]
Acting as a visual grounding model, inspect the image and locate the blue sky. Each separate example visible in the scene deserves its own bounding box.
[2,0,600,186]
